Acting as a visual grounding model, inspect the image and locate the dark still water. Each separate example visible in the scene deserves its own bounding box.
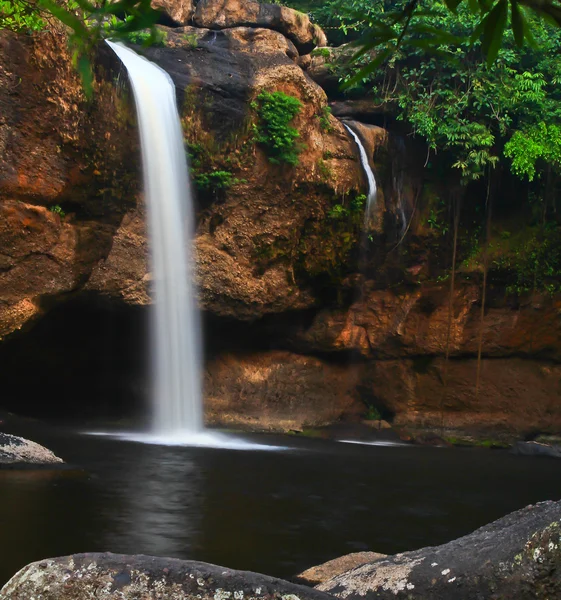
[1,423,561,587]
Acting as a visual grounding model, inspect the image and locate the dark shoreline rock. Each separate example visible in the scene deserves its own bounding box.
[317,500,561,599]
[0,553,336,600]
[511,440,561,459]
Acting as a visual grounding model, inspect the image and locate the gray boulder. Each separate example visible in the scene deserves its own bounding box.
[0,432,63,468]
[317,500,561,599]
[0,553,336,600]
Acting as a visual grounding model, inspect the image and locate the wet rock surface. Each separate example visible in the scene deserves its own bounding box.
[0,432,63,468]
[317,500,561,600]
[0,553,336,600]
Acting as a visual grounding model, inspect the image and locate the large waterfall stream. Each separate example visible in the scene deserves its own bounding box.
[106,41,203,438]
[104,42,279,450]
[343,124,377,222]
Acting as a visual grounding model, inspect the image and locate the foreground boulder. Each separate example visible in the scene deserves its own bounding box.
[0,432,63,468]
[0,553,335,600]
[317,500,561,599]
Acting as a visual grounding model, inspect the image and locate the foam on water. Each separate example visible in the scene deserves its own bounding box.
[337,439,408,447]
[85,430,287,451]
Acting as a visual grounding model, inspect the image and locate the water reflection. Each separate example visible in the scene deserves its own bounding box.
[98,444,204,558]
[1,430,561,590]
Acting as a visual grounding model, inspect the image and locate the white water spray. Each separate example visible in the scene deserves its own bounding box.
[343,123,377,222]
[106,41,202,437]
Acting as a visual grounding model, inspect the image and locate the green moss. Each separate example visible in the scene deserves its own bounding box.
[317,105,333,133]
[123,28,167,47]
[252,91,303,166]
[311,47,331,58]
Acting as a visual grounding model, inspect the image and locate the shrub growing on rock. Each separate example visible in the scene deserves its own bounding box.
[252,91,303,166]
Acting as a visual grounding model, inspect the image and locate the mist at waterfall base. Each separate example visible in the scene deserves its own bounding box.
[99,42,281,451]
[343,124,377,222]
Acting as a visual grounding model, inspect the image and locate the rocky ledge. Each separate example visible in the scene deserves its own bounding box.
[0,432,63,468]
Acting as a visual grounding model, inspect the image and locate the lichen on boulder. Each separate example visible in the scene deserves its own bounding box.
[0,432,63,468]
[0,553,335,600]
[317,500,561,599]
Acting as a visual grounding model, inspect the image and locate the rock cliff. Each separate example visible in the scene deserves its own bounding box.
[0,2,559,438]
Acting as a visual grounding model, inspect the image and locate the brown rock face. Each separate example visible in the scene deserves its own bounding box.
[0,30,140,337]
[205,351,363,431]
[368,357,561,435]
[193,0,327,54]
[152,0,194,25]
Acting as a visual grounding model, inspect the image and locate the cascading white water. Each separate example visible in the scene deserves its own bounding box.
[103,42,286,450]
[343,124,377,222]
[106,41,203,436]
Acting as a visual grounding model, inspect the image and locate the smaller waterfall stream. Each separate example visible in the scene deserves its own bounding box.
[343,124,377,222]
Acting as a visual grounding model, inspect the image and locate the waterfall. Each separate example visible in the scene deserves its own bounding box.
[106,41,203,437]
[343,124,377,222]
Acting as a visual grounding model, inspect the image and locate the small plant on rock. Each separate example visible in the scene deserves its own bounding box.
[365,405,382,421]
[252,91,303,166]
[195,170,245,193]
[49,205,66,218]
[317,106,333,132]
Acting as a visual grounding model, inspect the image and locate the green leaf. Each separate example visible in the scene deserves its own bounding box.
[77,53,93,99]
[341,48,392,90]
[482,0,508,65]
[510,0,525,45]
[38,0,87,36]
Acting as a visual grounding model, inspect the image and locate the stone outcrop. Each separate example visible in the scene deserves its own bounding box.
[152,0,194,25]
[317,500,561,600]
[140,26,360,320]
[0,29,139,338]
[0,433,63,468]
[0,553,335,600]
[193,0,327,54]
